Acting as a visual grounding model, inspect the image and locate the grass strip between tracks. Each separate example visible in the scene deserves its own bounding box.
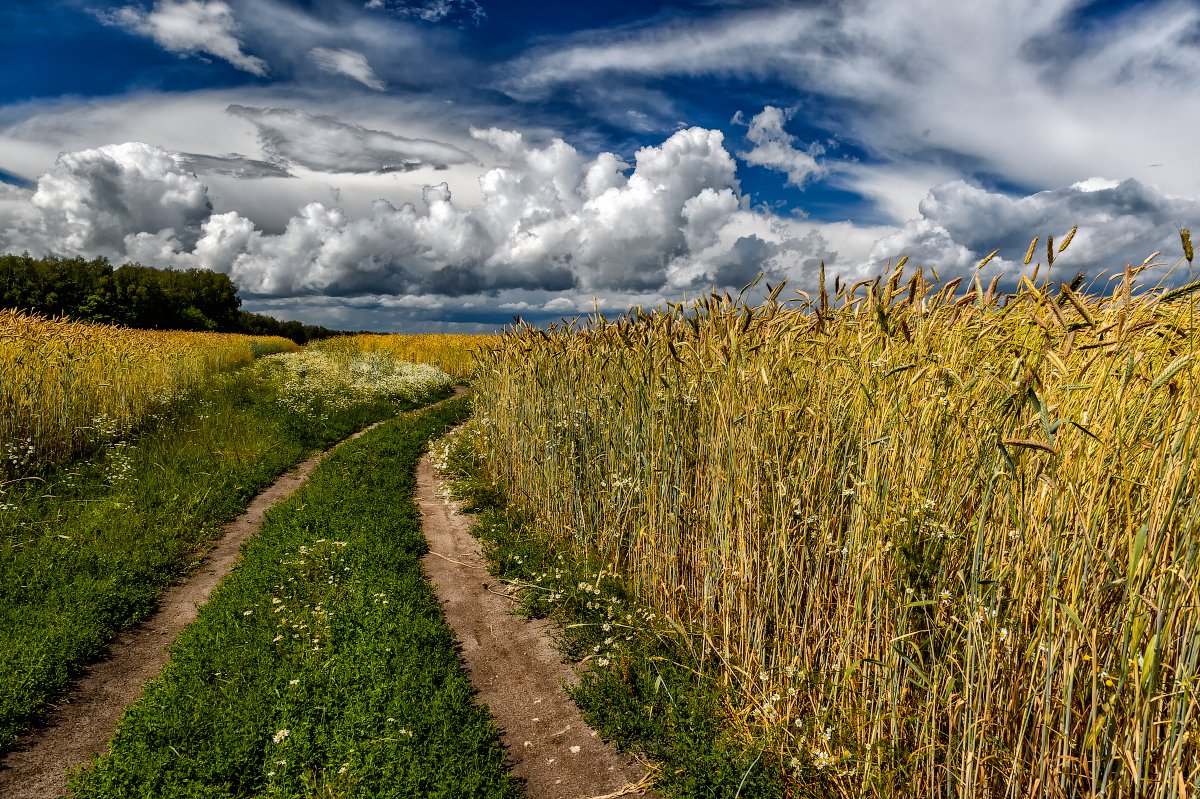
[69,396,521,798]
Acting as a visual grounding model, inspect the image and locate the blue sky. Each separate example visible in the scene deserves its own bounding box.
[1,0,1198,331]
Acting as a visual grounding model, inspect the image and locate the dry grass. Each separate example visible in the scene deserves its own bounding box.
[468,246,1200,797]
[0,310,296,477]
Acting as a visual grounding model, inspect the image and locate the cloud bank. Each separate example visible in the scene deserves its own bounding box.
[173,152,293,179]
[4,119,1195,319]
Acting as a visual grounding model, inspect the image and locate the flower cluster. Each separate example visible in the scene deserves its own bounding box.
[262,539,351,657]
[4,436,36,474]
[104,441,136,486]
[259,350,452,421]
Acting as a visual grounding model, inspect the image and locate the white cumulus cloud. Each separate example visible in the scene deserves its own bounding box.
[20,126,843,299]
[112,0,268,76]
[4,125,1195,323]
[736,106,824,187]
[308,47,386,91]
[30,142,213,256]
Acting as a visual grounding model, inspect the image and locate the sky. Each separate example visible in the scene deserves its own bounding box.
[1,0,1198,331]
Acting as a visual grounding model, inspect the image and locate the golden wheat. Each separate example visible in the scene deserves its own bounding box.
[311,333,493,380]
[468,249,1200,798]
[0,310,296,477]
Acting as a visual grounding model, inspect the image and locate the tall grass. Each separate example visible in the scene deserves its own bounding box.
[468,245,1200,797]
[313,333,492,380]
[0,310,295,477]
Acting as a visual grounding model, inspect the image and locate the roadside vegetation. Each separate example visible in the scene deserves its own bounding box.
[0,310,489,481]
[69,396,521,799]
[434,428,787,797]
[0,338,453,754]
[1,309,297,477]
[463,234,1200,798]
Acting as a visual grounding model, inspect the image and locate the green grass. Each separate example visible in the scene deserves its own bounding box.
[0,364,450,754]
[433,428,788,799]
[68,396,520,799]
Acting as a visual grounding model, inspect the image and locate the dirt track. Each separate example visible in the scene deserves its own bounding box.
[416,455,656,799]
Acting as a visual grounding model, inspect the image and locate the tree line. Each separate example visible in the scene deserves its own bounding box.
[0,253,348,344]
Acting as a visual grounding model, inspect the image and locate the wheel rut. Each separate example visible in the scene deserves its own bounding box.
[0,389,650,799]
[416,455,657,799]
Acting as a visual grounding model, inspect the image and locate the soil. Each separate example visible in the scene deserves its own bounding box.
[416,455,657,799]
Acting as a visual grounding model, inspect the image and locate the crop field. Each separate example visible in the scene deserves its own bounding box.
[0,310,296,477]
[8,239,1200,798]
[314,333,494,380]
[464,250,1200,797]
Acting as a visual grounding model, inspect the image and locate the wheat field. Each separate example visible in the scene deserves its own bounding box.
[0,310,296,477]
[312,333,493,380]
[468,238,1200,797]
